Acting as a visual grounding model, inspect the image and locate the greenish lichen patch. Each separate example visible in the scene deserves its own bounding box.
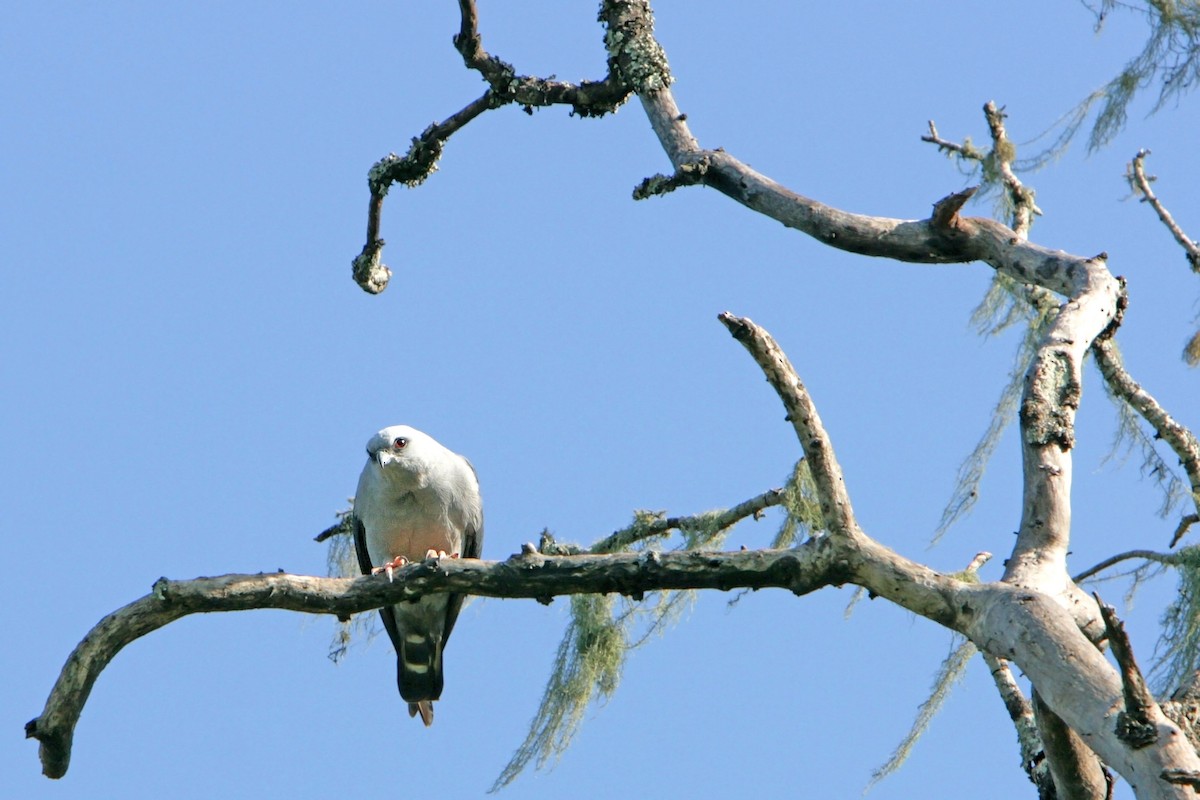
[600,0,673,94]
[1021,348,1080,448]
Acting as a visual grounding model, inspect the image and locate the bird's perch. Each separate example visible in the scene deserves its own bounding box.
[27,545,843,778]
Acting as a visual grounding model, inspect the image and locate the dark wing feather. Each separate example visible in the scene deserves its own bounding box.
[442,519,482,646]
[353,515,405,658]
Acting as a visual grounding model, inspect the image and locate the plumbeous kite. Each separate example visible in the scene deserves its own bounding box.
[353,425,483,726]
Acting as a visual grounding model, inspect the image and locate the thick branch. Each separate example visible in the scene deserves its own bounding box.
[28,544,844,779]
[630,76,1106,293]
[718,312,858,538]
[967,588,1200,799]
[1033,690,1111,800]
[999,251,1119,597]
[34,544,1200,796]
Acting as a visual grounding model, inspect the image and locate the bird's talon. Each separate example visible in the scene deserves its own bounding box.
[372,555,409,582]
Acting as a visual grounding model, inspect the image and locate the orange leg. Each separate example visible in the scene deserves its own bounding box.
[371,555,409,582]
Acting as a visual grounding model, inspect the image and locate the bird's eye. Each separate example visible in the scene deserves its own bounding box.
[393,437,408,449]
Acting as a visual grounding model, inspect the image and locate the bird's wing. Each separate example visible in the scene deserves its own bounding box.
[460,457,485,561]
[353,514,405,657]
[442,514,482,646]
[352,513,374,575]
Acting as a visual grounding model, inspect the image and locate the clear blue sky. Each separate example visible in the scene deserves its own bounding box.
[5,3,1197,798]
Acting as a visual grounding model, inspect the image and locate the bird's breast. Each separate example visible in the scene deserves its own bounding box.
[368,520,462,565]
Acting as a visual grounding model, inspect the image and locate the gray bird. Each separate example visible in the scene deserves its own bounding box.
[353,425,483,726]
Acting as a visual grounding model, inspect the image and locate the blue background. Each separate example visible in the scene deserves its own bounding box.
[5,3,1197,798]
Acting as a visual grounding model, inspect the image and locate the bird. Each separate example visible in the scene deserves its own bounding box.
[352,425,483,726]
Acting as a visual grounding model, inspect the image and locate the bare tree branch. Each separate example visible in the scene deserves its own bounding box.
[1073,549,1181,584]
[351,0,635,295]
[1174,516,1200,549]
[1126,149,1200,367]
[982,100,1043,240]
[984,653,1057,799]
[1127,150,1200,273]
[1092,337,1200,535]
[625,32,1106,294]
[351,91,498,293]
[1033,689,1112,800]
[1097,595,1159,749]
[591,487,785,553]
[922,119,987,162]
[26,544,845,780]
[999,248,1118,605]
[718,313,859,538]
[453,0,630,116]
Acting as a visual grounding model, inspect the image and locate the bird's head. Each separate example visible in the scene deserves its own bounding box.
[364,425,437,484]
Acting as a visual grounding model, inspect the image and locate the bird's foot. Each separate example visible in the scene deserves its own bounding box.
[423,549,460,561]
[372,555,409,582]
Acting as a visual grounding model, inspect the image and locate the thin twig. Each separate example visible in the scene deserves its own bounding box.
[921,119,987,161]
[1072,549,1179,583]
[591,488,785,553]
[983,101,1042,240]
[454,0,629,117]
[1128,150,1200,272]
[1092,337,1200,533]
[352,91,496,294]
[352,2,634,294]
[982,653,1055,799]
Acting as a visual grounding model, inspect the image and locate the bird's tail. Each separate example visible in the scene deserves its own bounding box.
[397,633,444,725]
[408,701,434,726]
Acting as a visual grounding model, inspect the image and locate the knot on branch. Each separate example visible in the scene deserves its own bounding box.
[632,156,710,200]
[1115,712,1158,749]
[351,240,391,295]
[369,136,445,195]
[931,186,978,229]
[1095,276,1128,343]
[1162,768,1200,788]
[538,530,584,556]
[1097,595,1159,749]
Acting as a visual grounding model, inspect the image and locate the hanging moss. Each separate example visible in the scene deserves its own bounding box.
[1152,546,1200,693]
[866,636,977,793]
[774,458,824,547]
[491,593,627,791]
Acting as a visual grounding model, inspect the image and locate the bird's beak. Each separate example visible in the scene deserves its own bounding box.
[375,450,392,468]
